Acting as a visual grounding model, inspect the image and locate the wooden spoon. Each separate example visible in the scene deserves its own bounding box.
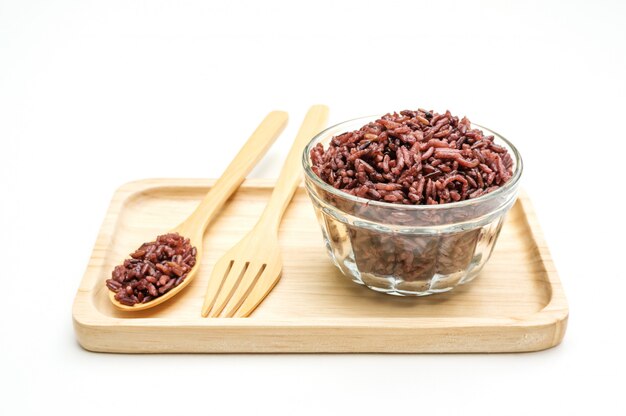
[108,111,289,311]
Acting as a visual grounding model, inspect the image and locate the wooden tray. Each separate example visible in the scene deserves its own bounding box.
[72,179,568,353]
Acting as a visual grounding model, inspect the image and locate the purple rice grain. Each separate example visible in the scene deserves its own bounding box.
[106,232,197,305]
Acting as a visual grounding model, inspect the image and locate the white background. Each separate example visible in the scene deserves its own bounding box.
[1,0,625,414]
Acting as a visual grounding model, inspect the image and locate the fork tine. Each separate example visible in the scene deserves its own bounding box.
[221,263,266,317]
[207,261,249,318]
[201,257,233,317]
[232,268,282,318]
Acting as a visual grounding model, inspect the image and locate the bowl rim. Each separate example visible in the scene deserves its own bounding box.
[302,114,523,211]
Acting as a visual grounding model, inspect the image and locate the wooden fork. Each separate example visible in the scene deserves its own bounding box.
[201,105,329,318]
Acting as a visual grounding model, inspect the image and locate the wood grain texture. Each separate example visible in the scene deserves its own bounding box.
[72,179,568,353]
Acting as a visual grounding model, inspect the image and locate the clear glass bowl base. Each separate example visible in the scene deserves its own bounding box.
[317,209,505,296]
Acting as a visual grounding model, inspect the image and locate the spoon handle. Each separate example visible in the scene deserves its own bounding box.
[257,105,329,232]
[181,111,289,233]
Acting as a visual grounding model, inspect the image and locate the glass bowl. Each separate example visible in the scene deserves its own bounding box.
[302,116,523,296]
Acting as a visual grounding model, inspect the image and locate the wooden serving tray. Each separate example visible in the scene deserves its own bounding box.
[72,179,568,353]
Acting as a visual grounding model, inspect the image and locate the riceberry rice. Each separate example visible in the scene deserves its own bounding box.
[308,109,516,288]
[106,233,197,306]
[310,109,513,205]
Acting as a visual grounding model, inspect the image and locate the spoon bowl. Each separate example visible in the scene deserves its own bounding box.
[107,227,204,311]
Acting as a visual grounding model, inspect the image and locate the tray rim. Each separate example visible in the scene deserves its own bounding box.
[72,178,568,352]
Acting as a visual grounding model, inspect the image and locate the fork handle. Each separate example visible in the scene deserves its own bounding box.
[257,105,329,232]
[180,111,289,234]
